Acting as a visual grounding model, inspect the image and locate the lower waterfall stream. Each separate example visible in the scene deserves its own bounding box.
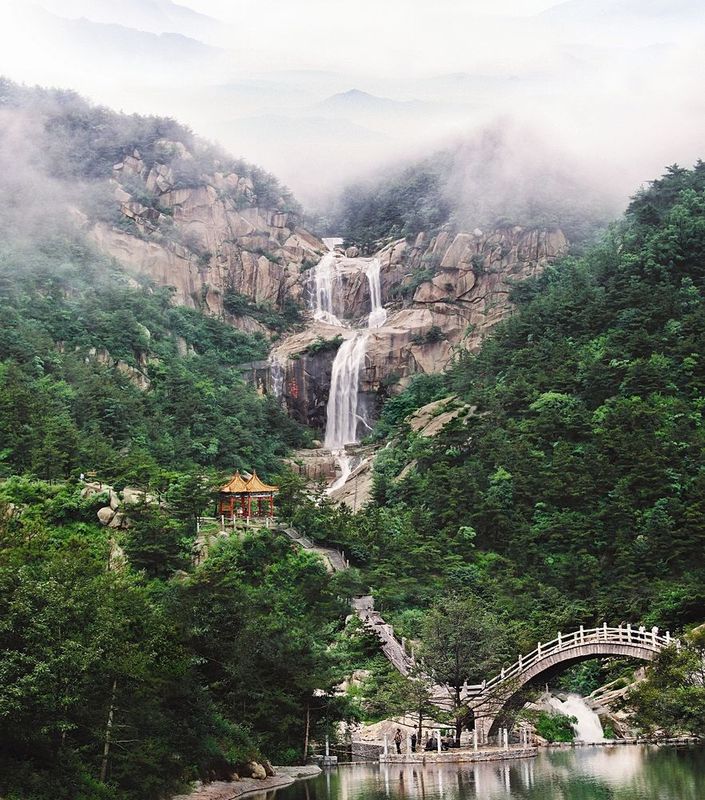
[309,244,387,491]
[548,693,605,743]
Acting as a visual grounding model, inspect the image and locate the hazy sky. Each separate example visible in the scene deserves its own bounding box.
[0,0,703,206]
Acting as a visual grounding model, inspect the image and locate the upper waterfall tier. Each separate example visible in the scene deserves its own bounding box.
[310,251,343,327]
[366,257,387,329]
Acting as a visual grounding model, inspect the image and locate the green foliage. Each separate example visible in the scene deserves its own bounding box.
[0,500,347,798]
[222,288,302,332]
[328,161,452,252]
[410,325,446,346]
[0,233,307,483]
[333,162,705,648]
[328,130,614,248]
[303,335,344,356]
[628,628,705,736]
[0,78,301,215]
[533,710,577,743]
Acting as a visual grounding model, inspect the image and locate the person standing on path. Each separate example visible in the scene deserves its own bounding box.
[394,728,402,754]
[411,732,417,752]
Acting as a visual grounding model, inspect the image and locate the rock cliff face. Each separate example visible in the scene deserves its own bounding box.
[267,226,568,434]
[86,145,567,437]
[89,146,324,333]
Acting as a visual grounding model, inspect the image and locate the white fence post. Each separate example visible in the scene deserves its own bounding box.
[603,621,608,639]
[557,632,562,647]
[473,729,478,751]
[580,625,584,643]
[627,623,632,641]
[437,731,442,754]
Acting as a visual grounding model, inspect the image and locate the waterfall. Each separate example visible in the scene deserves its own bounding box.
[366,257,387,329]
[324,333,368,449]
[268,354,285,402]
[324,256,388,452]
[305,240,388,491]
[310,251,342,326]
[548,694,605,743]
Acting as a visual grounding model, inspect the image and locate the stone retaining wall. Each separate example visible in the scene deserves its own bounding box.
[351,741,384,761]
[379,746,537,764]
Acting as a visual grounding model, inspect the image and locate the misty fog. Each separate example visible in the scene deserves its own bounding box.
[0,0,703,216]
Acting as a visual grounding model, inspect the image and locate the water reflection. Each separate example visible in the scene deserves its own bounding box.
[266,746,705,800]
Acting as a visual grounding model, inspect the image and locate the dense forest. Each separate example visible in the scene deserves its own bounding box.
[283,163,705,651]
[2,80,705,796]
[0,232,306,485]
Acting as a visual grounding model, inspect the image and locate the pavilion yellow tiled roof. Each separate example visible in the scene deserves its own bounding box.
[219,471,249,493]
[219,471,279,494]
[244,471,279,493]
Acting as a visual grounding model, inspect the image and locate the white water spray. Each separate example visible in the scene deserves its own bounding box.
[366,257,387,329]
[548,694,605,743]
[310,251,342,326]
[324,333,368,450]
[268,353,285,402]
[307,242,388,492]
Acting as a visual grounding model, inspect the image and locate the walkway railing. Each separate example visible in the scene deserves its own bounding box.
[470,624,677,700]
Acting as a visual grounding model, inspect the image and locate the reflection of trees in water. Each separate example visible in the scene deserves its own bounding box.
[271,747,705,800]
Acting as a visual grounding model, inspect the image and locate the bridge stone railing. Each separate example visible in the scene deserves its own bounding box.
[478,623,676,699]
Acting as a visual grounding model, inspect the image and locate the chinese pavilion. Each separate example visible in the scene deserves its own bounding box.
[217,471,278,519]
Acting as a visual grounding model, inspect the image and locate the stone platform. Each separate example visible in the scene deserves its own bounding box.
[379,746,537,764]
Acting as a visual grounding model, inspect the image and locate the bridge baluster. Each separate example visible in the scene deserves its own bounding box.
[603,621,608,639]
[537,641,542,658]
[666,631,671,644]
[618,623,623,641]
[557,632,562,647]
[518,653,523,670]
[652,626,658,645]
[579,624,584,643]
[627,623,632,641]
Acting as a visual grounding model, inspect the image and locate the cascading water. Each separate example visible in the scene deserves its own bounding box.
[324,334,368,450]
[307,244,388,492]
[548,693,605,743]
[268,354,285,403]
[366,257,387,329]
[309,251,342,326]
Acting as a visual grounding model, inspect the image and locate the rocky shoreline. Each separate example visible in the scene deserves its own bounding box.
[172,765,322,800]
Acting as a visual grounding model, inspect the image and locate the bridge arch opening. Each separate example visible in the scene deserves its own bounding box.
[484,650,651,739]
[468,626,672,743]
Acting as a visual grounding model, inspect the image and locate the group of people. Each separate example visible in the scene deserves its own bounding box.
[393,729,456,754]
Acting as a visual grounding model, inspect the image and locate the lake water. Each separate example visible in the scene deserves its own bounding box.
[269,746,705,800]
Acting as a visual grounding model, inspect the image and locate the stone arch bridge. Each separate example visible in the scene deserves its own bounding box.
[431,624,676,743]
[281,528,676,745]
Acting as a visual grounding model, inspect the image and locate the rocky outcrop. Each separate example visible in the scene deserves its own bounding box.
[265,226,567,435]
[84,146,567,441]
[82,480,158,529]
[89,147,325,334]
